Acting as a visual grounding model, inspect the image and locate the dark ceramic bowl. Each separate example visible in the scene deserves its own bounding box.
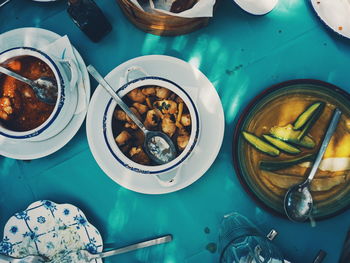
[233,79,350,220]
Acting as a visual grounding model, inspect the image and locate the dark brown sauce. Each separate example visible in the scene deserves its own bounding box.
[0,56,56,132]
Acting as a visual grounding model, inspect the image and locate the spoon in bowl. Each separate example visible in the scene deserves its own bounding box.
[0,65,58,104]
[284,108,342,222]
[87,65,177,165]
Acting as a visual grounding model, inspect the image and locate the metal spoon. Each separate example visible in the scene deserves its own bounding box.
[87,65,177,165]
[284,108,342,222]
[0,234,172,263]
[0,65,58,104]
[80,234,172,261]
[0,0,11,8]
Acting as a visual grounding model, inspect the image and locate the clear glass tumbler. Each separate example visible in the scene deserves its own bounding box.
[219,213,284,263]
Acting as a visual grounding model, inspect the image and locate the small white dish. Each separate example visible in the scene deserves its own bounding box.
[311,0,350,39]
[234,0,278,15]
[0,200,103,262]
[86,55,225,195]
[0,27,90,160]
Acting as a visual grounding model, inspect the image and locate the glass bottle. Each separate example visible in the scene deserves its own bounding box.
[67,0,112,42]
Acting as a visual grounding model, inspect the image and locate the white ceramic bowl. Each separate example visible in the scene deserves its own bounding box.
[103,76,200,175]
[0,47,78,141]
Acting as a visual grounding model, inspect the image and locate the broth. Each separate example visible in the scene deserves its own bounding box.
[243,91,350,209]
[0,56,56,132]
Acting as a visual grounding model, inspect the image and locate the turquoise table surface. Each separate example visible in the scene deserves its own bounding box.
[1,0,350,262]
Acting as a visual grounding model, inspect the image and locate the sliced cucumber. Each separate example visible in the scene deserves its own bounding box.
[270,124,315,149]
[293,101,325,130]
[242,131,280,157]
[294,136,316,148]
[262,135,301,154]
[297,102,325,140]
[259,153,316,171]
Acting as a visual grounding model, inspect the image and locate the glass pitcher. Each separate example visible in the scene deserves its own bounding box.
[219,213,284,263]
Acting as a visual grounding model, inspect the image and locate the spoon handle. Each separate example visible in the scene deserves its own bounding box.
[0,0,11,8]
[91,235,172,260]
[0,66,33,85]
[307,108,342,182]
[87,65,147,133]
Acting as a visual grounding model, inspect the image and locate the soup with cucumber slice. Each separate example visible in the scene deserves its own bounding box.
[236,82,350,218]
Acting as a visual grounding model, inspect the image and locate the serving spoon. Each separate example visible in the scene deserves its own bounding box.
[284,108,342,222]
[79,234,172,262]
[87,65,177,165]
[0,234,172,263]
[0,65,58,104]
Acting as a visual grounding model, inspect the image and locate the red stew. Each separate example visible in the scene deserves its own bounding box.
[0,56,56,132]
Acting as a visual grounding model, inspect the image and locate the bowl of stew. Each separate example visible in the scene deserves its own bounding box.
[0,47,78,141]
[103,76,200,175]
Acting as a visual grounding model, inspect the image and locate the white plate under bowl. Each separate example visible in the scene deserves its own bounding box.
[311,0,350,39]
[0,27,90,160]
[0,200,103,263]
[86,55,225,195]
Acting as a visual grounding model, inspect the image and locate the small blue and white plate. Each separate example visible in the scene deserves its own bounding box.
[0,200,103,262]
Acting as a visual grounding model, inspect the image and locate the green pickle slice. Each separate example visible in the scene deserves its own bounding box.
[242,131,280,157]
[293,101,325,130]
[270,124,315,148]
[262,135,301,154]
[259,153,316,171]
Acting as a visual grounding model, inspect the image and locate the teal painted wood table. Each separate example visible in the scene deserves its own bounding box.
[1,0,350,262]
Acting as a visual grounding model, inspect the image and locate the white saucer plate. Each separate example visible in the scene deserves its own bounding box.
[311,0,350,39]
[0,200,103,263]
[86,55,225,195]
[0,27,90,160]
